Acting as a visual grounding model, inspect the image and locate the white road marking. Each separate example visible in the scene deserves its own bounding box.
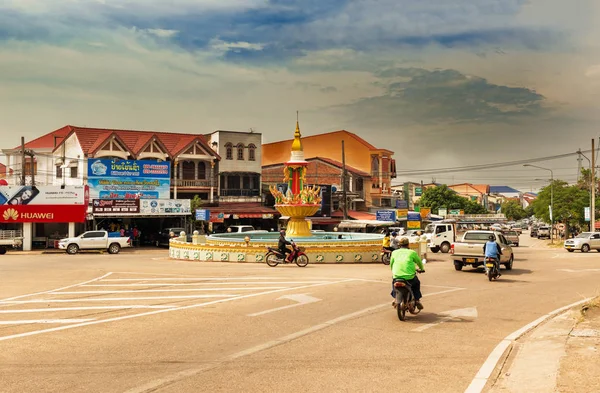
[0,306,176,313]
[0,279,355,342]
[99,277,298,281]
[0,272,113,302]
[0,319,95,324]
[557,268,600,273]
[0,295,237,304]
[464,297,594,393]
[81,281,331,287]
[412,307,478,332]
[248,294,322,317]
[50,287,288,294]
[123,287,465,393]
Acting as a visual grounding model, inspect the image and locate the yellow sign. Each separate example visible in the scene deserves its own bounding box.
[407,221,421,229]
[420,207,431,220]
[396,209,408,220]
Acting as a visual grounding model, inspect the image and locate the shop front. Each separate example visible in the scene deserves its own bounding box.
[0,185,88,250]
[204,203,279,233]
[92,198,192,246]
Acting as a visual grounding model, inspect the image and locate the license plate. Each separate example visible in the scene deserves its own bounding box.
[565,246,572,248]
[465,258,476,263]
[486,264,494,268]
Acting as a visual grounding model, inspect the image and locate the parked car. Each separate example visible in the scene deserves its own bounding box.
[450,230,514,271]
[537,226,551,239]
[502,230,520,247]
[227,225,268,233]
[155,227,187,247]
[58,230,131,254]
[564,232,600,253]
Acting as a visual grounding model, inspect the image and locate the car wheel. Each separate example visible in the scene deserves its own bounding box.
[108,243,121,254]
[440,242,451,254]
[504,255,514,270]
[454,261,463,271]
[581,244,590,253]
[430,247,440,253]
[567,249,575,252]
[66,244,79,255]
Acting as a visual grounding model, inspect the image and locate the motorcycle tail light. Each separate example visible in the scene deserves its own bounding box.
[394,282,406,288]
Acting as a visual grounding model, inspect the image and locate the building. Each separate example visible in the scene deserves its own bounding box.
[262,130,396,210]
[448,183,490,204]
[391,182,440,210]
[206,130,262,203]
[263,156,371,212]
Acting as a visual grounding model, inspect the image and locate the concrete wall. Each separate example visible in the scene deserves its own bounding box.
[52,133,85,186]
[209,131,262,174]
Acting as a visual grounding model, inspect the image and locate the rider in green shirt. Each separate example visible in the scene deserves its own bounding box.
[390,237,425,309]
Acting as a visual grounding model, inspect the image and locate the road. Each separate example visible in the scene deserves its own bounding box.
[0,234,599,393]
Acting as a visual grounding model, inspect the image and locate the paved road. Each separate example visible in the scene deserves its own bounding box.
[0,235,599,393]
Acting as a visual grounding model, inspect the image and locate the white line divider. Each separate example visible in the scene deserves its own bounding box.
[123,287,465,393]
[0,279,356,342]
[81,281,331,287]
[99,277,308,281]
[464,296,594,393]
[0,319,95,325]
[0,272,113,302]
[0,306,176,313]
[51,287,289,294]
[0,295,237,304]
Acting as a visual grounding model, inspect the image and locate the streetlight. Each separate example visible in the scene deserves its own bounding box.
[525,164,554,243]
[578,150,593,231]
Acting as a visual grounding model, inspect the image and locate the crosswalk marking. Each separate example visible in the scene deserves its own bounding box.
[0,319,95,324]
[0,305,176,313]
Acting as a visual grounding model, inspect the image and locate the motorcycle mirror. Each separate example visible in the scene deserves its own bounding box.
[422,259,427,265]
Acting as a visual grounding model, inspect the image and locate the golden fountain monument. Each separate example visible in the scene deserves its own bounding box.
[269,118,322,237]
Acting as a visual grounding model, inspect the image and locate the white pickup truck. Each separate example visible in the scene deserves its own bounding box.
[58,230,131,255]
[450,230,514,271]
[0,230,23,254]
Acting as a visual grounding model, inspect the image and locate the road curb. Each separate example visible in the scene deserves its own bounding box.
[465,297,593,393]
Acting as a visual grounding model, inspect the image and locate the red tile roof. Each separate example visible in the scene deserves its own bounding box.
[263,130,382,151]
[50,126,220,160]
[14,125,72,150]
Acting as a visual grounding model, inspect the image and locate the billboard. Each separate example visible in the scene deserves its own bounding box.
[139,199,191,215]
[0,186,88,223]
[92,199,140,214]
[420,207,431,220]
[87,159,171,200]
[376,210,396,222]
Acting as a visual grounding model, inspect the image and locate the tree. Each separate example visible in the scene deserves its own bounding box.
[531,180,589,227]
[501,200,527,221]
[419,185,487,214]
[190,195,206,231]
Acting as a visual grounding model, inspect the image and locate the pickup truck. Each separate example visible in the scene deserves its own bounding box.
[537,226,551,239]
[0,229,23,254]
[450,230,514,271]
[501,230,520,247]
[58,230,131,255]
[227,225,269,233]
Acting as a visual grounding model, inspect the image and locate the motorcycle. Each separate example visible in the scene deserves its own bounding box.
[265,240,309,267]
[381,248,392,265]
[485,257,500,281]
[393,262,426,321]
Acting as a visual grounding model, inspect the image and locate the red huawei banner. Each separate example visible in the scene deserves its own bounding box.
[0,205,87,223]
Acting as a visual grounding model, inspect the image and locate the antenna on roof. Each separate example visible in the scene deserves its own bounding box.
[249,128,255,133]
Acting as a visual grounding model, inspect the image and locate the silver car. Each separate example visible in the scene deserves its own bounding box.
[564,232,600,253]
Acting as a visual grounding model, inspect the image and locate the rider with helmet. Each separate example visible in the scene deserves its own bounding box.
[390,237,425,309]
[389,231,400,250]
[483,234,503,276]
[278,229,293,262]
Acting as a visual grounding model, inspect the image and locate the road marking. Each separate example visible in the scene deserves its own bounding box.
[0,279,355,342]
[50,287,288,294]
[557,268,600,273]
[0,295,237,304]
[465,297,593,393]
[81,281,331,287]
[412,307,478,332]
[99,277,300,281]
[123,287,464,393]
[0,306,176,313]
[248,294,322,317]
[0,272,113,302]
[0,319,95,324]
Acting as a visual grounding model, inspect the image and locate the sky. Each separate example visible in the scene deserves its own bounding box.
[1,0,599,190]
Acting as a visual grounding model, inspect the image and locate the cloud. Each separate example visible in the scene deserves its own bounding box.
[585,65,600,77]
[145,29,178,38]
[330,67,547,127]
[320,86,337,93]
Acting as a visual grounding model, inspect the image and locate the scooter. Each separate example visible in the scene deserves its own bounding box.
[485,257,501,281]
[393,260,426,321]
[381,248,392,265]
[265,240,309,267]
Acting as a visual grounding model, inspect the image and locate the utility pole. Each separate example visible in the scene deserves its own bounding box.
[21,137,26,186]
[592,138,596,232]
[341,140,348,220]
[577,150,582,181]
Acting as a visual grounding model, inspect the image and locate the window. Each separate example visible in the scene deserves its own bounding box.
[435,226,446,234]
[82,232,104,239]
[225,143,233,160]
[248,144,256,161]
[24,161,37,175]
[70,166,78,178]
[237,143,244,160]
[56,166,62,179]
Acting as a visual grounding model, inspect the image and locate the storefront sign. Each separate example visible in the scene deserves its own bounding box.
[396,209,408,220]
[92,199,140,214]
[376,210,396,222]
[139,199,190,215]
[438,208,447,217]
[585,206,590,222]
[415,187,423,196]
[407,212,421,221]
[396,200,408,209]
[407,221,421,229]
[195,209,210,221]
[0,186,87,205]
[87,159,171,200]
[0,205,87,223]
[420,207,431,220]
[210,212,225,223]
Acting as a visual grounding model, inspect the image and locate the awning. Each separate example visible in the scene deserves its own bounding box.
[338,220,394,229]
[206,203,279,219]
[332,210,377,220]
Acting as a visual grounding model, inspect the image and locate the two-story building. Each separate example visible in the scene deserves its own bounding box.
[262,130,396,212]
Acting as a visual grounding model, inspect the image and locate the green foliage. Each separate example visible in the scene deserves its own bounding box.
[501,199,527,221]
[190,195,204,227]
[419,185,487,214]
[532,180,589,225]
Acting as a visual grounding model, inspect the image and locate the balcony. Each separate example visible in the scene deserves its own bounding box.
[173,179,213,188]
[220,189,261,197]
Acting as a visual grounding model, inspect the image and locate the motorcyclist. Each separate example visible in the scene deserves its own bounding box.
[390,237,425,310]
[482,234,502,276]
[278,229,293,262]
[382,229,394,252]
[389,231,400,250]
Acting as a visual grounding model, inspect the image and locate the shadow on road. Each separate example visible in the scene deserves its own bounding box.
[400,312,476,326]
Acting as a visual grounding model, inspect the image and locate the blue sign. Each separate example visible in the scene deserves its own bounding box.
[195,209,210,221]
[87,159,171,200]
[376,210,397,222]
[407,212,421,221]
[396,200,408,209]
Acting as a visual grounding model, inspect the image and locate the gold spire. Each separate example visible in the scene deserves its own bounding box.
[291,111,303,152]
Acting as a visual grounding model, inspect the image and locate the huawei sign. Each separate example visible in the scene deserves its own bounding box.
[3,208,18,221]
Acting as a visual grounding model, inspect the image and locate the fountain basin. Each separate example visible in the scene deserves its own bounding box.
[169,231,427,263]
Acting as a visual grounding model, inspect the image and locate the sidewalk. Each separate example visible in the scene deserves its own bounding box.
[488,298,600,392]
[7,247,167,256]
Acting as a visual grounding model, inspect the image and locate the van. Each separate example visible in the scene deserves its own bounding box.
[537,226,550,239]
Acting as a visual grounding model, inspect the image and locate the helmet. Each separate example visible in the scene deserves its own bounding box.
[489,235,495,241]
[280,230,286,235]
[391,231,398,237]
[399,237,410,246]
